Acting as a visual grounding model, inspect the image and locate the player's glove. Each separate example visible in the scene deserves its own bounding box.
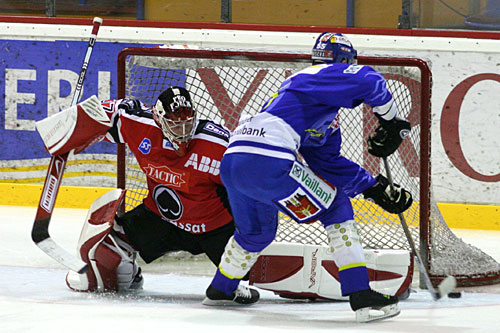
[367,116,411,157]
[363,174,413,214]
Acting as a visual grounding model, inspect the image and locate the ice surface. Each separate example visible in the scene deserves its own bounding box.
[1,205,500,332]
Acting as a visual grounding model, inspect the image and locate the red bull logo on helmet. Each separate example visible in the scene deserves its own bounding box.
[332,34,352,47]
[320,32,335,42]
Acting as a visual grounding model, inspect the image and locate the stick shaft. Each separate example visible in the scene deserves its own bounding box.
[382,157,440,300]
[31,17,103,273]
[71,17,102,106]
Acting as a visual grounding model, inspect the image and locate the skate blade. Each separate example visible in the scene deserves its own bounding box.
[355,304,401,323]
[202,297,255,306]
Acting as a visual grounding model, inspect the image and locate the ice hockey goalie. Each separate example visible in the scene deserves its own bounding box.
[249,241,413,300]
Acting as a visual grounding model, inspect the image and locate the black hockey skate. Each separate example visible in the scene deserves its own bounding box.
[202,284,260,306]
[349,289,400,323]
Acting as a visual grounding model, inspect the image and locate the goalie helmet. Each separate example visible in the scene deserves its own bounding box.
[153,86,197,156]
[311,32,357,65]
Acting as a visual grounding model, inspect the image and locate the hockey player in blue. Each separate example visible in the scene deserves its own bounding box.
[203,32,413,322]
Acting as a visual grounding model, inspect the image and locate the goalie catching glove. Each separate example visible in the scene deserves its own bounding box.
[363,174,413,214]
[367,116,411,158]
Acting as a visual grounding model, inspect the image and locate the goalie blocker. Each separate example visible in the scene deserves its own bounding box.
[35,95,111,156]
[249,242,413,300]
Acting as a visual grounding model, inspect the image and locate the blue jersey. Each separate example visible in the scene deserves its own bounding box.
[225,63,389,198]
[261,63,393,147]
[227,63,394,158]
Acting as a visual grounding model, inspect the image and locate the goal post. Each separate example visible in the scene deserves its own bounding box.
[116,46,500,288]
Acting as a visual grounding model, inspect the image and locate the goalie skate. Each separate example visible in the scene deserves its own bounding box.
[202,285,259,306]
[349,289,400,323]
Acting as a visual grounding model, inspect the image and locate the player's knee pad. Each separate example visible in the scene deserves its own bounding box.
[65,189,143,293]
[325,220,365,268]
[249,242,413,300]
[274,161,336,224]
[218,236,261,280]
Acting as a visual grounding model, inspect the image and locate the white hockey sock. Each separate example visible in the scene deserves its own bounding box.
[325,220,366,269]
[219,236,261,279]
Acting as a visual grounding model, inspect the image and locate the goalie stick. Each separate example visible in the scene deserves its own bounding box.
[31,17,103,273]
[382,157,457,300]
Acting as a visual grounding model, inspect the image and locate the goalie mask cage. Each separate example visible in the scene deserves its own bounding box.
[117,46,500,288]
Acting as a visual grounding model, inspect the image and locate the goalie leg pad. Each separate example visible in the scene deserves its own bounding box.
[66,233,143,292]
[35,95,111,156]
[249,241,413,300]
[65,189,143,292]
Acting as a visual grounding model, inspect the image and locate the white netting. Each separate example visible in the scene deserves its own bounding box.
[118,48,500,286]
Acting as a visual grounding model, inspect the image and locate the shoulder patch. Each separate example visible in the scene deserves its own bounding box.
[343,64,364,74]
[196,119,230,141]
[138,138,152,154]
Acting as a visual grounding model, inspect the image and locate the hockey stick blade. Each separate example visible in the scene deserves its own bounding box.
[36,238,89,274]
[31,17,103,273]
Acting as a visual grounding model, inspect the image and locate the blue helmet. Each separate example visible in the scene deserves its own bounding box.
[311,32,357,65]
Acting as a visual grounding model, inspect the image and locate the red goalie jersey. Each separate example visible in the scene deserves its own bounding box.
[101,98,233,234]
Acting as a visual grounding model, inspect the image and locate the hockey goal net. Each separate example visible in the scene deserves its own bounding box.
[117,46,500,287]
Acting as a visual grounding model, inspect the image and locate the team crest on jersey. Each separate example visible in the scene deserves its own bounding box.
[153,185,183,221]
[277,188,321,222]
[138,138,151,154]
[143,164,188,190]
